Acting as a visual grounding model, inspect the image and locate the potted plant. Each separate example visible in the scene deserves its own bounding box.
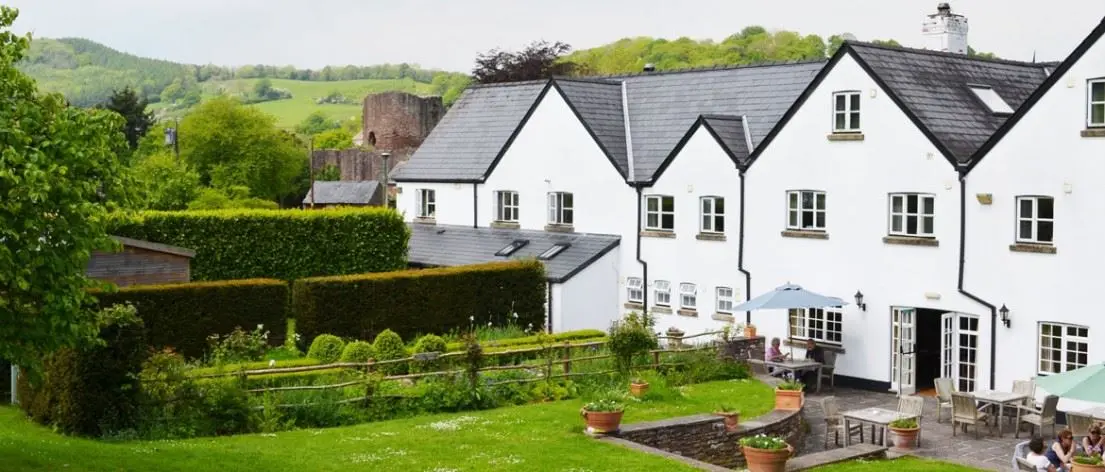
[629,377,649,398]
[1073,454,1105,472]
[743,323,757,338]
[888,417,920,450]
[774,380,804,410]
[581,394,626,434]
[739,434,794,472]
[715,403,741,432]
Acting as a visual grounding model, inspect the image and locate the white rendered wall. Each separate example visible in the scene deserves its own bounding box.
[553,248,622,333]
[394,182,475,226]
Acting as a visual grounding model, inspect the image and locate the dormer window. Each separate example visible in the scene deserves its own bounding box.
[968,85,1013,115]
[833,91,861,132]
[495,239,529,256]
[538,243,569,260]
[1090,79,1105,128]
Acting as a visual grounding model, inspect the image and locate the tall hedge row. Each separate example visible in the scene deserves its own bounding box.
[105,208,409,281]
[95,279,289,359]
[294,260,547,343]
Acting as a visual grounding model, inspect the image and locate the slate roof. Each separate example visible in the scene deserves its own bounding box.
[407,223,620,283]
[845,41,1052,163]
[701,115,752,162]
[303,181,382,206]
[555,79,628,176]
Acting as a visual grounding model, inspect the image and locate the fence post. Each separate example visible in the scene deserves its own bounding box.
[562,342,571,375]
[652,351,660,369]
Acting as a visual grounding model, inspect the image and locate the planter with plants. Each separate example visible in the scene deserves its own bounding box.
[629,377,649,398]
[739,434,794,472]
[888,417,920,450]
[774,380,804,410]
[581,394,626,434]
[1074,454,1105,472]
[715,404,741,432]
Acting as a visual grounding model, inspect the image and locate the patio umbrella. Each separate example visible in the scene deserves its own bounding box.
[1035,363,1105,404]
[732,283,848,359]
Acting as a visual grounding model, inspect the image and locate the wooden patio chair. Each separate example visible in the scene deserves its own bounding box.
[1013,379,1036,408]
[820,396,863,448]
[819,351,837,392]
[1014,458,1038,471]
[747,358,769,376]
[934,377,955,423]
[951,392,992,439]
[897,395,925,446]
[1017,394,1059,439]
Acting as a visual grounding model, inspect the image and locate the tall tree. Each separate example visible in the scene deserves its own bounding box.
[0,7,133,371]
[99,86,153,150]
[472,40,581,84]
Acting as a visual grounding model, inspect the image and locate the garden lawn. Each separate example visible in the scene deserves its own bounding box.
[811,456,985,471]
[0,379,771,471]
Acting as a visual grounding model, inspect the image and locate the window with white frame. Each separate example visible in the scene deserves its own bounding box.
[789,308,843,344]
[1090,79,1105,127]
[700,197,725,233]
[547,192,574,225]
[786,190,826,231]
[416,189,436,218]
[679,283,697,310]
[716,287,735,313]
[626,277,644,304]
[654,280,671,307]
[1016,196,1054,244]
[833,91,861,132]
[1039,323,1089,374]
[888,193,935,237]
[645,195,675,231]
[496,191,519,222]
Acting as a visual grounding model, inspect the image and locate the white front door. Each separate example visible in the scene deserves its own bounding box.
[891,307,917,394]
[941,312,980,392]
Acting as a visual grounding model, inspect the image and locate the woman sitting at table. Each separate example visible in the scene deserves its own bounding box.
[1084,425,1104,455]
[765,338,790,377]
[1046,429,1075,472]
[1025,436,1058,472]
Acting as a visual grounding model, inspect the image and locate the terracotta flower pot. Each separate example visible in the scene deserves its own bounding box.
[742,445,792,472]
[744,326,757,338]
[774,389,803,410]
[1072,462,1105,472]
[889,426,919,450]
[629,382,649,398]
[581,409,624,434]
[715,412,740,432]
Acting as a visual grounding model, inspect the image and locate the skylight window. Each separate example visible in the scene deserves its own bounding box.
[969,85,1014,115]
[538,243,570,260]
[495,239,529,256]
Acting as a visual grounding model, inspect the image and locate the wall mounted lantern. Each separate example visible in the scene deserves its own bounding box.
[999,304,1011,328]
[854,291,867,311]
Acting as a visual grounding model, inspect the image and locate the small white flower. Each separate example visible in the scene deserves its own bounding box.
[269,359,276,367]
[469,315,475,322]
[512,312,518,319]
[257,324,264,330]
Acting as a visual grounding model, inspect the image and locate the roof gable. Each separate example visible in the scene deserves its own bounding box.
[303,181,382,205]
[553,79,629,178]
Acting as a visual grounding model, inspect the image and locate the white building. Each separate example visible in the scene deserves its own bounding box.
[393,7,1105,393]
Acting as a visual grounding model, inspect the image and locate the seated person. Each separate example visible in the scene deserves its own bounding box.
[764,337,789,377]
[1084,425,1104,456]
[1026,436,1058,472]
[1046,429,1075,472]
[799,338,825,391]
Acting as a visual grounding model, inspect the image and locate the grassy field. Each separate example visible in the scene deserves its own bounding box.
[0,379,773,471]
[151,78,438,128]
[811,456,983,471]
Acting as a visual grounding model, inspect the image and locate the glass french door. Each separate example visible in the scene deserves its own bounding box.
[941,312,979,392]
[891,307,916,394]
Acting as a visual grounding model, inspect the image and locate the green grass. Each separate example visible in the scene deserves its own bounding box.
[810,456,984,471]
[0,379,772,471]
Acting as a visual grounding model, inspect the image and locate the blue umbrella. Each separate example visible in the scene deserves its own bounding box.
[732,283,847,311]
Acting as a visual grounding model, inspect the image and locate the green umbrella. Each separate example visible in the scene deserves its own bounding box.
[1035,363,1105,403]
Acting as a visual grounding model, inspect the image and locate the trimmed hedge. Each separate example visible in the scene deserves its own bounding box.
[294,260,546,343]
[106,208,409,281]
[444,329,606,352]
[94,279,289,360]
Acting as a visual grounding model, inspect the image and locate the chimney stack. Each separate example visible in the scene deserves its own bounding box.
[922,2,969,54]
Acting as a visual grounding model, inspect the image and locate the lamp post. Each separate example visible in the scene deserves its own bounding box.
[381,151,391,208]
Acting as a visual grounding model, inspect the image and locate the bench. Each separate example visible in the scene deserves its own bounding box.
[785,444,888,471]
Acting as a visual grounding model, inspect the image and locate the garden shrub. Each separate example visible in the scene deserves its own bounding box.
[206,325,270,364]
[412,334,447,373]
[340,341,376,363]
[608,312,658,375]
[94,278,288,359]
[17,304,148,437]
[293,260,545,343]
[106,208,409,281]
[307,334,345,363]
[372,329,408,375]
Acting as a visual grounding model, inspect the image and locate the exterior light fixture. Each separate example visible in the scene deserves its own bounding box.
[999,304,1010,328]
[854,291,866,311]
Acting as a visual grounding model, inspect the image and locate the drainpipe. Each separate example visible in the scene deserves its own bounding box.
[737,168,752,324]
[472,183,479,228]
[547,282,554,333]
[956,169,998,390]
[635,185,648,310]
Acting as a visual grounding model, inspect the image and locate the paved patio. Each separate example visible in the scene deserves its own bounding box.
[799,386,1037,471]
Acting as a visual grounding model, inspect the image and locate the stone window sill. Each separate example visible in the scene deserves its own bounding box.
[784,338,846,354]
[712,313,734,322]
[1081,128,1105,138]
[652,306,673,315]
[413,217,436,225]
[544,223,574,233]
[677,309,698,317]
[1010,243,1057,254]
[781,230,829,240]
[641,230,676,239]
[827,132,865,142]
[490,221,520,229]
[696,232,726,242]
[883,236,939,247]
[624,302,645,310]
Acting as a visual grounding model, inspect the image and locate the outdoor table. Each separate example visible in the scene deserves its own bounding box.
[972,389,1028,438]
[1082,407,1105,421]
[841,407,917,447]
[763,359,823,392]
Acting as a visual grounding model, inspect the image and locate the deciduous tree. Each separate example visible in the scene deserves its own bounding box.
[472,40,581,84]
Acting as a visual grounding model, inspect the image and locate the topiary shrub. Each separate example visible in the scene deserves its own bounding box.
[372,329,408,375]
[340,341,376,363]
[608,312,658,376]
[412,334,447,373]
[307,334,345,363]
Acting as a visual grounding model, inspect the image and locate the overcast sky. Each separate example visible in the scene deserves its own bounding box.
[7,0,1104,72]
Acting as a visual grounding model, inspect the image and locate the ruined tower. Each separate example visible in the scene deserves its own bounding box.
[362,92,445,159]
